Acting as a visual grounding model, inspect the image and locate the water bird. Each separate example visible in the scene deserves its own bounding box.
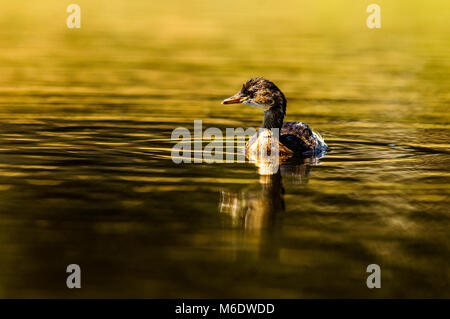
[222,78,327,161]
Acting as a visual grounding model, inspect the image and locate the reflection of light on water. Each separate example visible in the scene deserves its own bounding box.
[0,185,12,191]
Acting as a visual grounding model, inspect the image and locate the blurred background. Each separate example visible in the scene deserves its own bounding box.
[0,0,448,297]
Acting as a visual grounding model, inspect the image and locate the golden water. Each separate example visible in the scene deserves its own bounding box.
[0,0,449,297]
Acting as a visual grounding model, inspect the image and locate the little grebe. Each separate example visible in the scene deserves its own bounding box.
[222,78,327,160]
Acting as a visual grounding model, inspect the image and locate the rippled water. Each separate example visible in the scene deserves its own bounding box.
[0,1,449,297]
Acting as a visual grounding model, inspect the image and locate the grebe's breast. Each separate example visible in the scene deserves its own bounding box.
[245,129,294,161]
[245,122,327,160]
[244,129,293,175]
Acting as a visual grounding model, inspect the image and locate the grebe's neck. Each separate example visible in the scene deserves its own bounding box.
[262,108,284,129]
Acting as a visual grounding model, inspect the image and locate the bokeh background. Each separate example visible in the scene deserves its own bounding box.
[0,0,449,297]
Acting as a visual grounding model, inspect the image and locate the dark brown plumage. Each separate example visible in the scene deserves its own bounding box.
[222,78,327,160]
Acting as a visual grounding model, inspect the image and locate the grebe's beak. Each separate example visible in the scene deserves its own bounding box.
[222,94,248,104]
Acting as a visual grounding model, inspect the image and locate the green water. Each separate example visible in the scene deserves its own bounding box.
[0,0,449,297]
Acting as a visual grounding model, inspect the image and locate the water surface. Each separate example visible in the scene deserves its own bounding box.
[0,0,449,297]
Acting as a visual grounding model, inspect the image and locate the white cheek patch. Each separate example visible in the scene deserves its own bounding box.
[243,100,271,111]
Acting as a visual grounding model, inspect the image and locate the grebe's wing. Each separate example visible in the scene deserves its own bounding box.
[281,122,326,154]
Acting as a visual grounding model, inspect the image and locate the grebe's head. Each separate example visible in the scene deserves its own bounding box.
[222,78,287,115]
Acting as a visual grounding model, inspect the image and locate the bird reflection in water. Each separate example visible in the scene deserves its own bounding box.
[219,156,323,261]
[219,156,321,231]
